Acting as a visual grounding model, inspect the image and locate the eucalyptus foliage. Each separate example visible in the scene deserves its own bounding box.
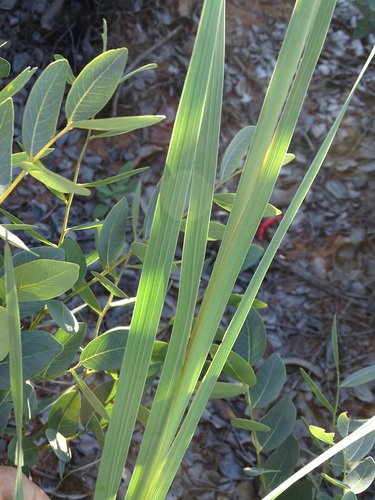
[0,1,374,499]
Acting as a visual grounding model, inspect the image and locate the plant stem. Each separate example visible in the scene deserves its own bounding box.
[247,387,268,494]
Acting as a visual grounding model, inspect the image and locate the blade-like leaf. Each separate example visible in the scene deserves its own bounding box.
[231,418,270,432]
[20,161,90,196]
[0,225,30,252]
[0,98,13,196]
[71,370,110,421]
[0,306,9,361]
[300,368,335,413]
[91,271,128,298]
[72,115,165,137]
[82,167,148,187]
[22,59,68,157]
[97,197,128,267]
[65,49,127,122]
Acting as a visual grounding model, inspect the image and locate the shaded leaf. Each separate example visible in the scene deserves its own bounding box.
[0,306,9,361]
[252,353,286,408]
[331,315,339,372]
[97,197,128,267]
[47,300,79,334]
[263,434,299,489]
[244,467,279,477]
[45,324,86,377]
[0,330,62,389]
[76,279,102,314]
[81,380,117,429]
[60,236,87,284]
[22,59,68,157]
[0,57,10,78]
[341,365,375,388]
[240,244,264,272]
[8,437,37,468]
[48,390,81,438]
[220,125,255,181]
[300,367,335,413]
[232,308,266,366]
[131,241,148,262]
[257,398,296,452]
[206,381,246,399]
[211,344,256,386]
[277,480,313,500]
[80,327,129,371]
[231,418,270,432]
[71,371,110,421]
[65,49,127,122]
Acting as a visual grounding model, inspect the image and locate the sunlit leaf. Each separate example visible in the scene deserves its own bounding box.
[80,328,129,371]
[98,197,128,267]
[48,390,81,438]
[0,98,13,196]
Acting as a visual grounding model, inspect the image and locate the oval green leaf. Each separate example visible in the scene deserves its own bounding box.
[97,197,128,267]
[346,457,375,494]
[0,330,63,389]
[45,428,72,463]
[48,390,81,438]
[263,434,299,489]
[0,259,79,302]
[47,299,79,334]
[257,397,296,452]
[65,48,127,122]
[45,323,86,377]
[232,308,266,365]
[211,344,256,387]
[252,353,286,408]
[220,125,255,181]
[80,327,129,371]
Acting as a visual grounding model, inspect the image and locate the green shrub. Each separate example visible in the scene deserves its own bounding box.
[0,1,374,499]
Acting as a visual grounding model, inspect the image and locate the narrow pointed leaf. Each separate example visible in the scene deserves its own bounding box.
[300,368,335,413]
[231,418,270,432]
[72,115,165,137]
[22,59,68,157]
[0,67,37,104]
[20,161,90,196]
[91,271,128,298]
[82,167,148,187]
[0,306,9,360]
[71,370,110,421]
[0,98,13,196]
[60,236,87,284]
[341,365,375,388]
[65,49,127,122]
[0,225,30,252]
